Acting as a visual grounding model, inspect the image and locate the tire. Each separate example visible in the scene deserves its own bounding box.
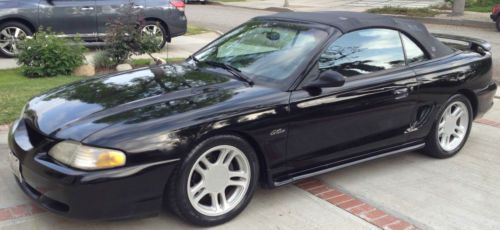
[166,135,259,226]
[141,21,168,49]
[496,19,500,32]
[0,21,32,58]
[424,94,473,158]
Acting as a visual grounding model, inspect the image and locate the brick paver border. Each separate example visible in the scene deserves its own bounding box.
[0,203,45,222]
[295,178,418,230]
[476,118,500,128]
[0,125,9,132]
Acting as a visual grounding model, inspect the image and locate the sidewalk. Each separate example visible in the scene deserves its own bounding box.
[215,0,495,29]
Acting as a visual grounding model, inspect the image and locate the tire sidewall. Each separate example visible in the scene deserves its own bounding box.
[0,22,33,58]
[174,135,259,226]
[431,94,473,157]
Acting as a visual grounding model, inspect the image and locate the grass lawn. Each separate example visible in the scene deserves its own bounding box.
[465,0,497,13]
[367,7,440,17]
[186,24,210,35]
[0,69,85,124]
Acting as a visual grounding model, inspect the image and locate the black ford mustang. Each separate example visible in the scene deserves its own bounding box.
[7,12,497,226]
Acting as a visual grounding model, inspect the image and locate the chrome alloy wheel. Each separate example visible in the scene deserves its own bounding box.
[187,145,251,217]
[437,101,469,152]
[0,27,27,56]
[141,25,164,46]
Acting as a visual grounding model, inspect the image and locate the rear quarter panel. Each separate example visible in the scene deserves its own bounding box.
[409,51,493,140]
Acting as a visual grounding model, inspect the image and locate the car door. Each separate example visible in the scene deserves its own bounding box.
[286,28,421,172]
[38,0,97,37]
[95,0,146,36]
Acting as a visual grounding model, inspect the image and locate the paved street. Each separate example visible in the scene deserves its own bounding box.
[0,4,499,230]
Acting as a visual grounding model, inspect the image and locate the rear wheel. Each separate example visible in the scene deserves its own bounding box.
[424,94,472,158]
[0,22,32,58]
[141,21,168,49]
[166,135,259,226]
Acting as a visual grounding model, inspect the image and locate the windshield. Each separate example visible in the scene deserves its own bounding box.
[194,21,329,86]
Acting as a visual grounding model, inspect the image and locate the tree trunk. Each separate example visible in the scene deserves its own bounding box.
[452,0,465,16]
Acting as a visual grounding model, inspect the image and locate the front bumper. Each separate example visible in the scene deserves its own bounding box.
[8,119,178,220]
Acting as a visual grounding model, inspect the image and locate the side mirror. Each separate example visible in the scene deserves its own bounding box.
[303,70,345,89]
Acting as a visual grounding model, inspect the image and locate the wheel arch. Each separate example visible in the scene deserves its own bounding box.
[457,89,478,118]
[0,17,36,33]
[196,129,273,188]
[144,17,171,42]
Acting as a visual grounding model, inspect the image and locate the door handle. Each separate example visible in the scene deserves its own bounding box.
[81,6,94,11]
[393,88,409,99]
[132,5,144,9]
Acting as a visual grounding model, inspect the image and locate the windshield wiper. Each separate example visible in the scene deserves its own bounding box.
[204,61,254,86]
[189,56,254,86]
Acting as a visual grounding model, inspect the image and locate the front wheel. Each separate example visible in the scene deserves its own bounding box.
[166,135,259,226]
[424,94,473,158]
[0,22,32,58]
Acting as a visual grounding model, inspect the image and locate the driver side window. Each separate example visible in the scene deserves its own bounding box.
[319,29,406,78]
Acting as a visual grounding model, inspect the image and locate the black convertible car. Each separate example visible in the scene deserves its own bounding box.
[8,12,497,226]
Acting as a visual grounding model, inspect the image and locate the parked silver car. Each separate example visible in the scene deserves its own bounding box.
[0,0,187,57]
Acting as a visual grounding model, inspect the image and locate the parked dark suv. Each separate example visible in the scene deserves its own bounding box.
[0,0,187,57]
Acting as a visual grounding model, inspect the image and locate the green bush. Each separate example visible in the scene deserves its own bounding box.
[93,50,115,70]
[367,7,439,17]
[465,0,497,12]
[17,29,86,77]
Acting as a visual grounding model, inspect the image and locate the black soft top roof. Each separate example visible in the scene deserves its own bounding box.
[255,11,453,59]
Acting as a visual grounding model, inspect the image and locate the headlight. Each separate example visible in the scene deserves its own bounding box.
[48,141,126,170]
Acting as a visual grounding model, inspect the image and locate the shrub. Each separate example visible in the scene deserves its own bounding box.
[17,29,86,77]
[93,50,115,70]
[103,0,163,66]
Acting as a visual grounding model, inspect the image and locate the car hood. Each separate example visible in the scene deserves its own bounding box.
[24,64,243,141]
